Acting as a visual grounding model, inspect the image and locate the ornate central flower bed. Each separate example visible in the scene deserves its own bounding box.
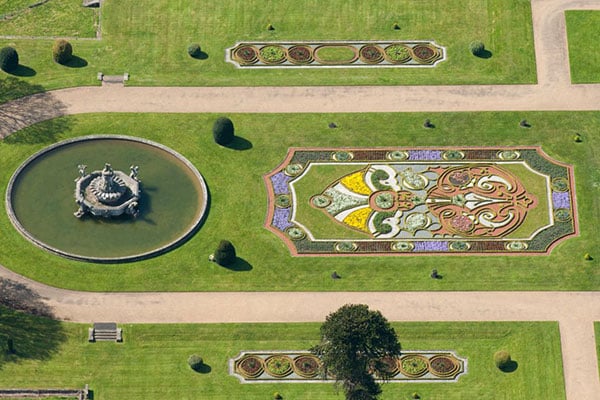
[230,351,467,383]
[227,41,445,68]
[264,147,577,256]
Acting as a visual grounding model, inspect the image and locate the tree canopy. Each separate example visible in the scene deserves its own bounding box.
[311,304,401,400]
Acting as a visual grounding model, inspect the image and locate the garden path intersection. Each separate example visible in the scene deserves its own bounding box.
[1,0,600,399]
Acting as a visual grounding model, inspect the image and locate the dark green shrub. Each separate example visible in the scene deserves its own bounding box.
[188,354,204,371]
[0,46,19,72]
[494,350,511,369]
[584,253,593,260]
[469,41,485,56]
[187,43,201,58]
[6,337,15,354]
[53,39,73,65]
[212,117,235,145]
[214,240,236,266]
[267,23,274,31]
[273,393,283,400]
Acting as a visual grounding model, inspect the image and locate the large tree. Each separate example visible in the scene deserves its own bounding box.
[311,304,401,400]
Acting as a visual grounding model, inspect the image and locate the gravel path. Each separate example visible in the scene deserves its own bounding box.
[1,1,600,399]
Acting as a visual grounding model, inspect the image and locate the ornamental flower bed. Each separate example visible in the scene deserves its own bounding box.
[264,147,577,256]
[227,41,445,68]
[230,351,467,383]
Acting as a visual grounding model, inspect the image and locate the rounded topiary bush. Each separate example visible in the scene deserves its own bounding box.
[273,393,283,400]
[188,43,202,58]
[212,117,235,145]
[213,240,236,266]
[494,350,511,370]
[188,354,204,371]
[53,39,73,65]
[469,41,485,56]
[0,46,19,72]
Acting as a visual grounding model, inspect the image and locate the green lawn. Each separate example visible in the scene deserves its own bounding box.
[0,111,599,292]
[565,11,600,84]
[0,307,565,400]
[0,0,536,101]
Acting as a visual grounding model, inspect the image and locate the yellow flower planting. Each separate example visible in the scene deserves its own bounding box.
[340,171,372,195]
[343,207,372,232]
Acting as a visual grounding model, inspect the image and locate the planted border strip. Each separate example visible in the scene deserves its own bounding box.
[226,41,445,68]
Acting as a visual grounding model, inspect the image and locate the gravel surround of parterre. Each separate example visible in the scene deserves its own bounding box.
[226,40,446,69]
[264,146,578,256]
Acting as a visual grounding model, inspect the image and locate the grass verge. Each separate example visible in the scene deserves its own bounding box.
[565,11,600,84]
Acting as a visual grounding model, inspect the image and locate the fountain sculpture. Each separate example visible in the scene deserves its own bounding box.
[74,163,141,218]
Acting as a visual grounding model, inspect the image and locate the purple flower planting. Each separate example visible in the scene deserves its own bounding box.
[408,150,442,161]
[272,207,293,231]
[413,241,448,252]
[271,172,291,194]
[552,191,571,209]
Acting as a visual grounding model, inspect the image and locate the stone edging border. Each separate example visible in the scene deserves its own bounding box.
[226,40,446,69]
[4,135,209,263]
[229,350,467,383]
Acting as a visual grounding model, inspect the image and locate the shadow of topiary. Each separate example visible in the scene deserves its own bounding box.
[0,77,45,104]
[190,51,209,60]
[475,49,492,59]
[225,135,253,151]
[192,363,212,374]
[63,55,88,68]
[499,360,518,373]
[0,279,66,370]
[8,65,37,77]
[221,257,253,272]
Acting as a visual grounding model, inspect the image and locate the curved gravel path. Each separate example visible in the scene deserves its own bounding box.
[1,1,600,399]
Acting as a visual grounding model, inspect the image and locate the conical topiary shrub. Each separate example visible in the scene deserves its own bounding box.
[212,117,235,145]
[213,240,236,266]
[0,46,19,72]
[53,39,73,65]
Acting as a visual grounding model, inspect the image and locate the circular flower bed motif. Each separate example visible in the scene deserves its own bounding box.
[391,241,414,252]
[264,355,293,378]
[402,172,428,190]
[311,194,332,208]
[405,213,429,231]
[373,355,400,378]
[498,150,520,160]
[506,241,528,251]
[285,163,304,177]
[386,150,409,161]
[335,241,358,252]
[399,355,429,378]
[551,177,569,192]
[275,194,291,208]
[233,45,259,65]
[236,355,265,379]
[384,44,412,63]
[293,355,321,378]
[286,226,306,241]
[451,215,474,233]
[428,355,460,378]
[359,45,384,64]
[554,208,572,222]
[332,151,354,161]
[442,150,465,160]
[287,45,313,64]
[374,192,395,210]
[450,241,470,251]
[412,44,438,63]
[259,45,287,64]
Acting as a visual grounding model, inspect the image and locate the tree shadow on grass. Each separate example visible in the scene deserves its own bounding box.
[475,49,493,59]
[8,65,37,77]
[0,279,66,370]
[222,257,253,272]
[0,77,45,104]
[226,135,253,151]
[64,55,88,68]
[499,360,518,373]
[3,115,72,144]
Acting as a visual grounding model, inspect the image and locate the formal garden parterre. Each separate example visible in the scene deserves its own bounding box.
[265,147,577,256]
